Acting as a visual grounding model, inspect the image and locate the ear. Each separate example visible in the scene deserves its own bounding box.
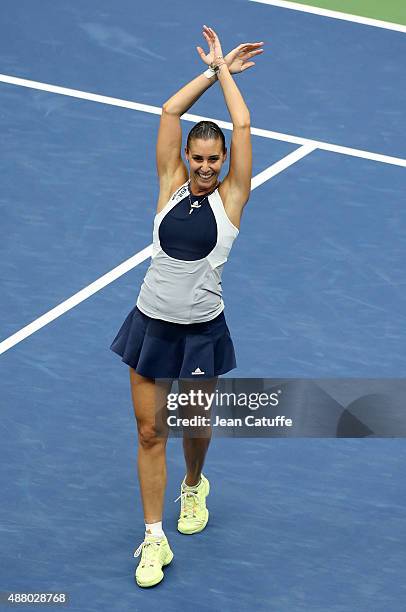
[222,148,228,162]
[184,146,190,161]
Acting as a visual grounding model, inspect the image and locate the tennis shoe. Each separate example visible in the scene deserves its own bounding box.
[133,533,173,587]
[175,473,210,534]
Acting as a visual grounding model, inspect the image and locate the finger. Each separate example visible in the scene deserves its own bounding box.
[241,62,255,71]
[202,31,213,47]
[247,49,264,56]
[203,25,214,37]
[241,42,264,46]
[240,48,264,60]
[196,46,205,57]
[203,29,214,44]
[238,43,263,53]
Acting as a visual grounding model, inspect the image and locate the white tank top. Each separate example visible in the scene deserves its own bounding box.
[136,180,239,324]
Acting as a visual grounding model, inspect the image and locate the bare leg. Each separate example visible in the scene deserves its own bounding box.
[129,368,172,524]
[179,378,218,486]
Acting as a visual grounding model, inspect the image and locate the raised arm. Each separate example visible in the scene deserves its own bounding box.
[156,73,217,193]
[201,26,263,212]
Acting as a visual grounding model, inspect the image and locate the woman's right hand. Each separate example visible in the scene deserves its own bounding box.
[196,25,225,67]
[223,42,265,74]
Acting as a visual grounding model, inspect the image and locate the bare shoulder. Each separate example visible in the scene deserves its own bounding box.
[219,177,250,230]
[156,164,189,214]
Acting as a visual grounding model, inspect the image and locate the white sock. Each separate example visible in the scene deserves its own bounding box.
[145,521,164,538]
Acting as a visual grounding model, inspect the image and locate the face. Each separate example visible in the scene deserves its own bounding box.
[185,138,227,193]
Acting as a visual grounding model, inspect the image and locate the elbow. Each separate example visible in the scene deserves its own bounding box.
[233,115,251,129]
[162,103,180,116]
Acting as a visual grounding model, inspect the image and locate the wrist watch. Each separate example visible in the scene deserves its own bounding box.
[204,58,226,79]
[203,66,217,79]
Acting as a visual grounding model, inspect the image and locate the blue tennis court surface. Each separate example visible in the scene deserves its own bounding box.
[1,1,406,610]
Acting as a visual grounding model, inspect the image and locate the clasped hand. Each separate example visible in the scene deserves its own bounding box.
[197,25,264,74]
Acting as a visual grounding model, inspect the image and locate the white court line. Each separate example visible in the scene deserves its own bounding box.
[249,0,406,34]
[0,246,152,355]
[251,143,316,187]
[0,147,313,355]
[0,73,405,168]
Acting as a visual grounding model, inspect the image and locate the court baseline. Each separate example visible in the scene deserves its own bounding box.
[249,0,406,34]
[1,74,404,168]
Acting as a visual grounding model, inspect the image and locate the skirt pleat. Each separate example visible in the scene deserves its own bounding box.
[110,305,236,379]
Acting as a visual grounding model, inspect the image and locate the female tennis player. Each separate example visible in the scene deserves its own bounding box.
[110,25,264,587]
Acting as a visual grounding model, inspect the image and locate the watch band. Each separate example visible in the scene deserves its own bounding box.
[204,66,217,79]
[204,58,226,79]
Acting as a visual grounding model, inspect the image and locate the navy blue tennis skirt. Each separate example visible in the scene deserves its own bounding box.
[110,305,236,379]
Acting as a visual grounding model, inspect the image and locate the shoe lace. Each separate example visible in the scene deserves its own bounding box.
[133,538,162,566]
[174,489,199,518]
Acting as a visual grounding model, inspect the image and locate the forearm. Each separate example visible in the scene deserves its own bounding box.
[163,71,217,116]
[217,64,250,127]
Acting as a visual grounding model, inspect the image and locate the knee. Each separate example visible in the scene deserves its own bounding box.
[137,424,167,450]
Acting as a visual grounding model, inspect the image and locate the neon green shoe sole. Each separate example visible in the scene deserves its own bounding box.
[177,474,210,535]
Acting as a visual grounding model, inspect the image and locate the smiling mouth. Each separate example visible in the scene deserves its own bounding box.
[198,173,214,179]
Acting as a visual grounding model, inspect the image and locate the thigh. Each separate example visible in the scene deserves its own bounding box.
[129,369,173,437]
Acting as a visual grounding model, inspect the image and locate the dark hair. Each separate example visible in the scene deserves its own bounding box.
[186,121,226,153]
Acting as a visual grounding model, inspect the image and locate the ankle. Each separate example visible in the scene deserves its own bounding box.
[145,520,165,538]
[184,475,202,488]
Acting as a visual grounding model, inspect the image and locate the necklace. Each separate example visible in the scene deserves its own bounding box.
[188,181,218,215]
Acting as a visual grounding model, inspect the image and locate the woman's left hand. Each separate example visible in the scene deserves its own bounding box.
[224,41,264,74]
